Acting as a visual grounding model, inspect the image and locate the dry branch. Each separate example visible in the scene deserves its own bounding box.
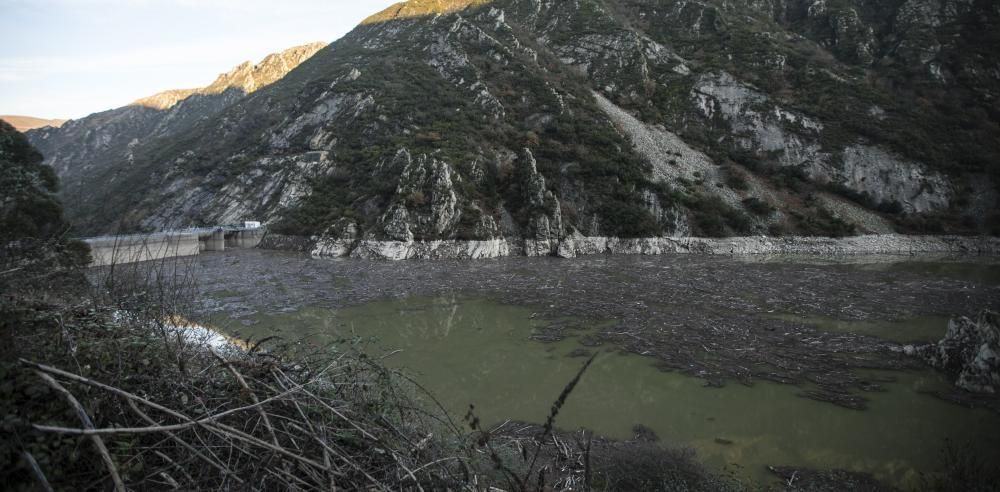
[33,370,126,492]
[126,399,244,483]
[212,348,280,447]
[21,451,54,492]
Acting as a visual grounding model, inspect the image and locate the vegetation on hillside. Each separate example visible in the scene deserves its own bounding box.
[33,0,1000,240]
[254,17,668,239]
[601,0,1000,234]
[0,120,89,282]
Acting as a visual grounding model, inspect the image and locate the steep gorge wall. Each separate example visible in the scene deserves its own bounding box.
[35,0,999,243]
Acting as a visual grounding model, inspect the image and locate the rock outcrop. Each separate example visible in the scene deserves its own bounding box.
[919,310,1000,394]
[25,42,326,232]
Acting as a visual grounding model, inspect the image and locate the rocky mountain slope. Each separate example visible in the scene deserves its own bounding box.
[33,0,1000,251]
[0,116,66,132]
[25,42,325,219]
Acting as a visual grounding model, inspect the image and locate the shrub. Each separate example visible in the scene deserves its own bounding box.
[920,440,1000,492]
[789,207,857,237]
[2,252,471,490]
[597,199,663,238]
[742,197,775,216]
[686,194,754,237]
[725,170,750,192]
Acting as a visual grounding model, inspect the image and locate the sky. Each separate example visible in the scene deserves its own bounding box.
[0,0,400,119]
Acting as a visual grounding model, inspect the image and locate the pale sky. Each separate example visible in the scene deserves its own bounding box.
[0,0,400,119]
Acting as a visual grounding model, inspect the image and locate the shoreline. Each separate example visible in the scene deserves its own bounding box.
[260,233,1000,261]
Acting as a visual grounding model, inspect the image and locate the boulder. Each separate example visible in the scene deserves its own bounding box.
[920,310,1000,394]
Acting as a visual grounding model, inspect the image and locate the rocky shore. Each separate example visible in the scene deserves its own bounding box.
[264,232,1000,261]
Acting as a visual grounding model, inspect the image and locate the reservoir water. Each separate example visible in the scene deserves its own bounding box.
[191,250,1000,488]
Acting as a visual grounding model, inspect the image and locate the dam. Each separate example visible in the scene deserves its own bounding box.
[84,225,266,267]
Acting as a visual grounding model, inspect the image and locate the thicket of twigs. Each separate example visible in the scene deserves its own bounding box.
[4,248,473,490]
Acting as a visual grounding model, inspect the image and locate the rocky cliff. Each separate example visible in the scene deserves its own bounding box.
[25,42,326,230]
[35,0,999,251]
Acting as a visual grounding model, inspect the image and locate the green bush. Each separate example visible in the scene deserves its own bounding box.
[685,194,754,237]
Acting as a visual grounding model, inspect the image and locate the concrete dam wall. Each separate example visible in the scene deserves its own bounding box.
[85,228,266,267]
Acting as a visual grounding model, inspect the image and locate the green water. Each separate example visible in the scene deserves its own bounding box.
[208,296,1000,488]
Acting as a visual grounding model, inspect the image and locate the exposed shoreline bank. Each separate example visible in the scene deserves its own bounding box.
[260,233,1000,261]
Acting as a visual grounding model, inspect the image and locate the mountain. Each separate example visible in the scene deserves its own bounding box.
[32,0,1000,248]
[0,116,66,132]
[25,42,326,219]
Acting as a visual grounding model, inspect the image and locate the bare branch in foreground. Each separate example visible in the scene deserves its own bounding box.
[33,370,126,492]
